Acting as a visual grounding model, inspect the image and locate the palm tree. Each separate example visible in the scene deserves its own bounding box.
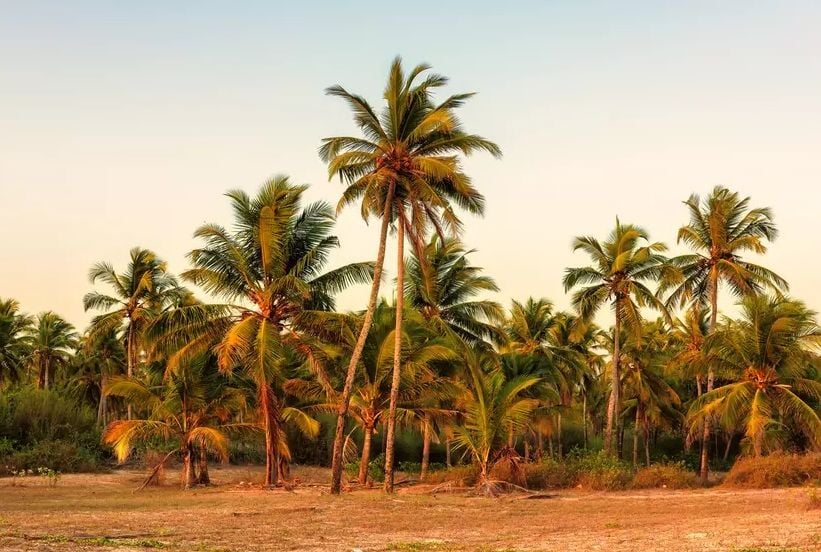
[0,298,33,384]
[563,220,671,454]
[151,176,372,486]
[70,331,126,427]
[664,187,787,480]
[103,356,247,489]
[405,236,505,346]
[321,56,501,493]
[453,348,541,493]
[688,295,821,457]
[620,320,682,466]
[26,312,78,389]
[84,247,185,418]
[504,299,583,457]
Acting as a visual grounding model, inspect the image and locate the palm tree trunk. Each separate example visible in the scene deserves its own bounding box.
[582,392,588,449]
[126,325,134,420]
[644,417,651,467]
[700,271,719,483]
[37,356,46,389]
[330,183,395,495]
[524,440,530,462]
[358,426,373,485]
[183,443,197,490]
[197,441,210,485]
[261,385,277,487]
[632,406,640,467]
[537,427,544,459]
[604,307,621,455]
[420,415,431,481]
[723,432,733,462]
[384,213,405,494]
[97,373,107,427]
[557,412,563,459]
[445,438,452,468]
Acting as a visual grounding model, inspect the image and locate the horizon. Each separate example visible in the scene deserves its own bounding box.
[2,2,820,330]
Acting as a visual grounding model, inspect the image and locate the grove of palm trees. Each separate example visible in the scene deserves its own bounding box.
[2,57,819,552]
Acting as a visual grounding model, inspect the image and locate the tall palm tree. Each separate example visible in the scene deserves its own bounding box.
[84,247,185,418]
[0,298,33,384]
[151,176,372,486]
[563,220,671,454]
[321,56,501,493]
[26,312,78,389]
[688,295,820,456]
[664,187,787,480]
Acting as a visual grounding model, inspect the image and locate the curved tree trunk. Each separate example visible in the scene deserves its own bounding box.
[604,307,622,455]
[358,425,373,485]
[700,271,719,483]
[420,416,431,481]
[384,214,405,493]
[330,183,395,495]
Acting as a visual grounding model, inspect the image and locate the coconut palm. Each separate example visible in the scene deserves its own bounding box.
[150,176,372,486]
[103,356,247,489]
[0,298,33,384]
[321,56,501,493]
[84,248,185,418]
[563,220,671,454]
[405,236,505,346]
[70,331,126,426]
[664,187,787,480]
[26,312,78,389]
[620,320,682,466]
[687,295,821,457]
[453,348,541,493]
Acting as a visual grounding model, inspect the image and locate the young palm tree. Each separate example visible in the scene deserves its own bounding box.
[84,248,185,418]
[453,348,541,493]
[0,298,33,384]
[26,312,78,389]
[688,295,821,457]
[151,176,372,486]
[103,356,247,489]
[321,56,501,493]
[664,187,787,480]
[563,220,671,454]
[70,331,126,426]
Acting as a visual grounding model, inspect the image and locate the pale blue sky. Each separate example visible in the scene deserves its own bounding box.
[1,1,820,328]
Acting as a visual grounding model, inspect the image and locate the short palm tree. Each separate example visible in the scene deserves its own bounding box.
[151,176,371,486]
[563,220,671,454]
[321,56,501,493]
[688,295,821,457]
[26,311,78,389]
[453,348,541,493]
[0,298,33,384]
[103,356,247,489]
[84,248,185,418]
[664,186,787,480]
[70,331,126,426]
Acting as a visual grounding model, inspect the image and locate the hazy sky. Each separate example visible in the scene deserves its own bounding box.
[2,1,820,330]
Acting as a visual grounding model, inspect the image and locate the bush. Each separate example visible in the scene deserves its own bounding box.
[1,440,103,474]
[523,459,576,489]
[421,465,477,486]
[345,453,386,483]
[570,450,633,490]
[0,386,97,443]
[723,452,821,488]
[632,462,698,489]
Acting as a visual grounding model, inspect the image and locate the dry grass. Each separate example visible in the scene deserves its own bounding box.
[723,452,821,488]
[0,465,819,551]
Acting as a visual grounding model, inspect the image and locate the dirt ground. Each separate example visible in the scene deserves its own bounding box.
[0,465,818,551]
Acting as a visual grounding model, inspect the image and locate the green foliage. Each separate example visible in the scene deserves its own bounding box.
[346,452,386,482]
[632,462,698,489]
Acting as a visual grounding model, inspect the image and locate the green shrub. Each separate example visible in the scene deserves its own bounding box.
[1,440,103,474]
[0,386,97,444]
[523,459,576,489]
[632,462,698,489]
[345,453,387,483]
[569,450,633,490]
[723,452,821,488]
[420,465,477,486]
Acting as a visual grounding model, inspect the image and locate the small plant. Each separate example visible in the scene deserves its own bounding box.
[8,468,31,486]
[37,466,61,487]
[807,488,821,510]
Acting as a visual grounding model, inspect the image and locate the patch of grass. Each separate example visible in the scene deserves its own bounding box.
[632,463,698,489]
[807,488,821,510]
[22,534,166,548]
[732,548,800,552]
[388,541,448,551]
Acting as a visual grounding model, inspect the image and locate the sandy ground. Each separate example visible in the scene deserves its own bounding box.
[0,465,818,551]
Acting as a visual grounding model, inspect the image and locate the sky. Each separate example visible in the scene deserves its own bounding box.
[1,1,820,330]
